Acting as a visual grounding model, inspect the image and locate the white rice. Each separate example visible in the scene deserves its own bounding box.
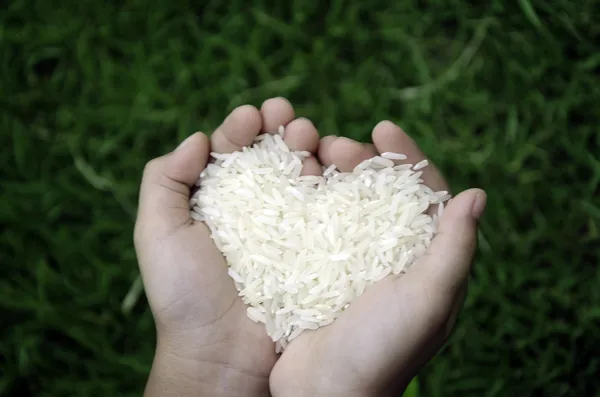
[370,156,395,168]
[381,152,408,160]
[322,164,337,177]
[190,126,449,352]
[413,159,429,170]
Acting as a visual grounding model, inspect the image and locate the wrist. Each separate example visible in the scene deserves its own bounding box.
[144,333,271,397]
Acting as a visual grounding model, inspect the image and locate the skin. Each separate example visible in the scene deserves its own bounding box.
[134,97,487,397]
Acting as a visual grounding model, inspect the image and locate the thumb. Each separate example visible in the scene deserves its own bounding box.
[135,132,209,236]
[387,188,486,382]
[415,188,487,296]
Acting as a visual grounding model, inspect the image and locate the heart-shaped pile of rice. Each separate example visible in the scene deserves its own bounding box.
[190,127,449,352]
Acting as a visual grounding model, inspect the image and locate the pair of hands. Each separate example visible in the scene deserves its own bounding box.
[134,97,486,397]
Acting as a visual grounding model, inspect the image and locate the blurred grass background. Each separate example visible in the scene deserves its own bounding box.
[1,1,599,396]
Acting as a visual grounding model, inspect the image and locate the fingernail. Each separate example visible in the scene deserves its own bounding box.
[175,133,195,151]
[471,191,487,219]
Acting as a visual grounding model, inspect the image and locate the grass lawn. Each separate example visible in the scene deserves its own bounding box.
[1,1,599,396]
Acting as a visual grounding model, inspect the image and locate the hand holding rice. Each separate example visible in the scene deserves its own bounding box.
[189,126,450,353]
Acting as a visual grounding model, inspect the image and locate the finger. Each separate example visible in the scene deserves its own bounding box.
[284,117,322,176]
[211,105,262,153]
[325,137,378,172]
[135,132,210,237]
[317,135,337,166]
[284,117,319,153]
[412,188,486,296]
[300,157,323,176]
[260,97,295,133]
[372,121,449,192]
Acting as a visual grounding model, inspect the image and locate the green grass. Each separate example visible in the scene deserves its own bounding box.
[1,1,599,396]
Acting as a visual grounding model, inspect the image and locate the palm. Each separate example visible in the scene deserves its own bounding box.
[141,224,234,327]
[271,272,453,396]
